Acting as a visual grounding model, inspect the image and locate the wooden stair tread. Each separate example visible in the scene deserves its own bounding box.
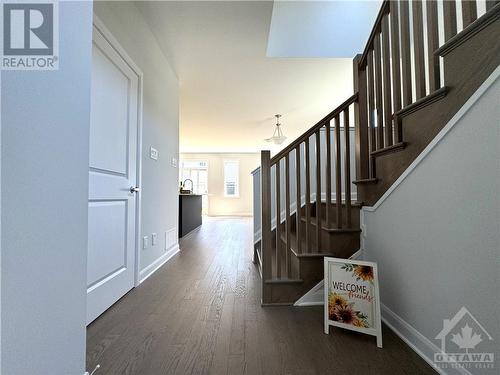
[309,200,363,207]
[299,216,362,233]
[370,142,407,157]
[290,249,345,258]
[264,278,303,284]
[279,228,358,257]
[352,178,378,185]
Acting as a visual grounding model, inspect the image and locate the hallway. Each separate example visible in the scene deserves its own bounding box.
[86,217,436,374]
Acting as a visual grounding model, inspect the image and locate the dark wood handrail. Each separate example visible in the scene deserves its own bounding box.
[358,1,390,68]
[270,93,358,164]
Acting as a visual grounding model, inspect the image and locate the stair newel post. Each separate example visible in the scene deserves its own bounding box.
[275,159,281,279]
[285,154,291,278]
[325,121,332,228]
[260,150,272,300]
[353,54,369,181]
[305,138,312,253]
[334,115,343,229]
[295,145,302,255]
[343,108,352,228]
[315,130,322,252]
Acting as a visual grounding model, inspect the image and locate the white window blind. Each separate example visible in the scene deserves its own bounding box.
[223,160,239,197]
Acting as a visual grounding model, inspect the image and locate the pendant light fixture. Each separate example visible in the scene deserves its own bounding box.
[265,114,287,145]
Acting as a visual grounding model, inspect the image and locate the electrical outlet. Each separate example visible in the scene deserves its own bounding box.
[171,157,178,167]
[143,236,149,249]
[152,232,158,246]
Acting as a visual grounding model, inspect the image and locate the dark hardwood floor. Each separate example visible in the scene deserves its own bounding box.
[87,216,436,374]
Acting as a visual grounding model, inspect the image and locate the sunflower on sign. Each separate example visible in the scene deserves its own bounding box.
[341,263,374,282]
[328,292,370,327]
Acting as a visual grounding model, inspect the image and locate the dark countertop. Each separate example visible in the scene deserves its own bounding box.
[179,194,202,238]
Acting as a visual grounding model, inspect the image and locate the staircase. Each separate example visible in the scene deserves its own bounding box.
[252,0,500,305]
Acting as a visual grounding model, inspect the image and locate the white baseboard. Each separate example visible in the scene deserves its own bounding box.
[381,304,471,375]
[139,243,180,284]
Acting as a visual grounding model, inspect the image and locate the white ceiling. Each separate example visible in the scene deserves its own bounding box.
[136,1,377,153]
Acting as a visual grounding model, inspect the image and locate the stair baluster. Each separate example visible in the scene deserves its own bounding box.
[343,108,352,228]
[390,0,403,143]
[400,0,412,107]
[275,159,281,279]
[285,154,291,277]
[325,122,332,228]
[412,0,426,99]
[443,0,458,42]
[367,50,376,177]
[334,115,342,229]
[305,138,312,254]
[462,0,478,28]
[315,131,322,252]
[374,33,384,150]
[295,145,302,255]
[381,14,393,146]
[426,0,440,93]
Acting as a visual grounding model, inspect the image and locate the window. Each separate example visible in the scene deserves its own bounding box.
[180,160,208,194]
[223,160,239,197]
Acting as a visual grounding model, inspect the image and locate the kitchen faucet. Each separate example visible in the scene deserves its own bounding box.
[183,179,194,193]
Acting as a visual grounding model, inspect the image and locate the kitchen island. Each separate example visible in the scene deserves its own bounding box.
[179,194,202,237]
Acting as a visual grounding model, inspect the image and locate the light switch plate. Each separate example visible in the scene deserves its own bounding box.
[150,147,159,160]
[171,157,177,167]
[143,236,149,249]
[152,233,158,246]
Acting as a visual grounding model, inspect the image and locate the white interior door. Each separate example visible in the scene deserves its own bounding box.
[87,24,139,324]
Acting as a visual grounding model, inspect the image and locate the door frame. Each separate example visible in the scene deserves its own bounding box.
[92,15,144,287]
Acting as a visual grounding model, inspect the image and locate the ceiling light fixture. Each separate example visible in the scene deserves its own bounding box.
[265,114,287,145]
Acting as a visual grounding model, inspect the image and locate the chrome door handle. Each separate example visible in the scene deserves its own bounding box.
[130,186,141,193]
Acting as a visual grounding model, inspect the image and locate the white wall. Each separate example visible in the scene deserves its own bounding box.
[94,2,180,277]
[1,2,93,374]
[180,153,260,216]
[361,70,500,372]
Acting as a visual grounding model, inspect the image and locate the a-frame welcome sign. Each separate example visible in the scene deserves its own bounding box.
[324,257,382,348]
